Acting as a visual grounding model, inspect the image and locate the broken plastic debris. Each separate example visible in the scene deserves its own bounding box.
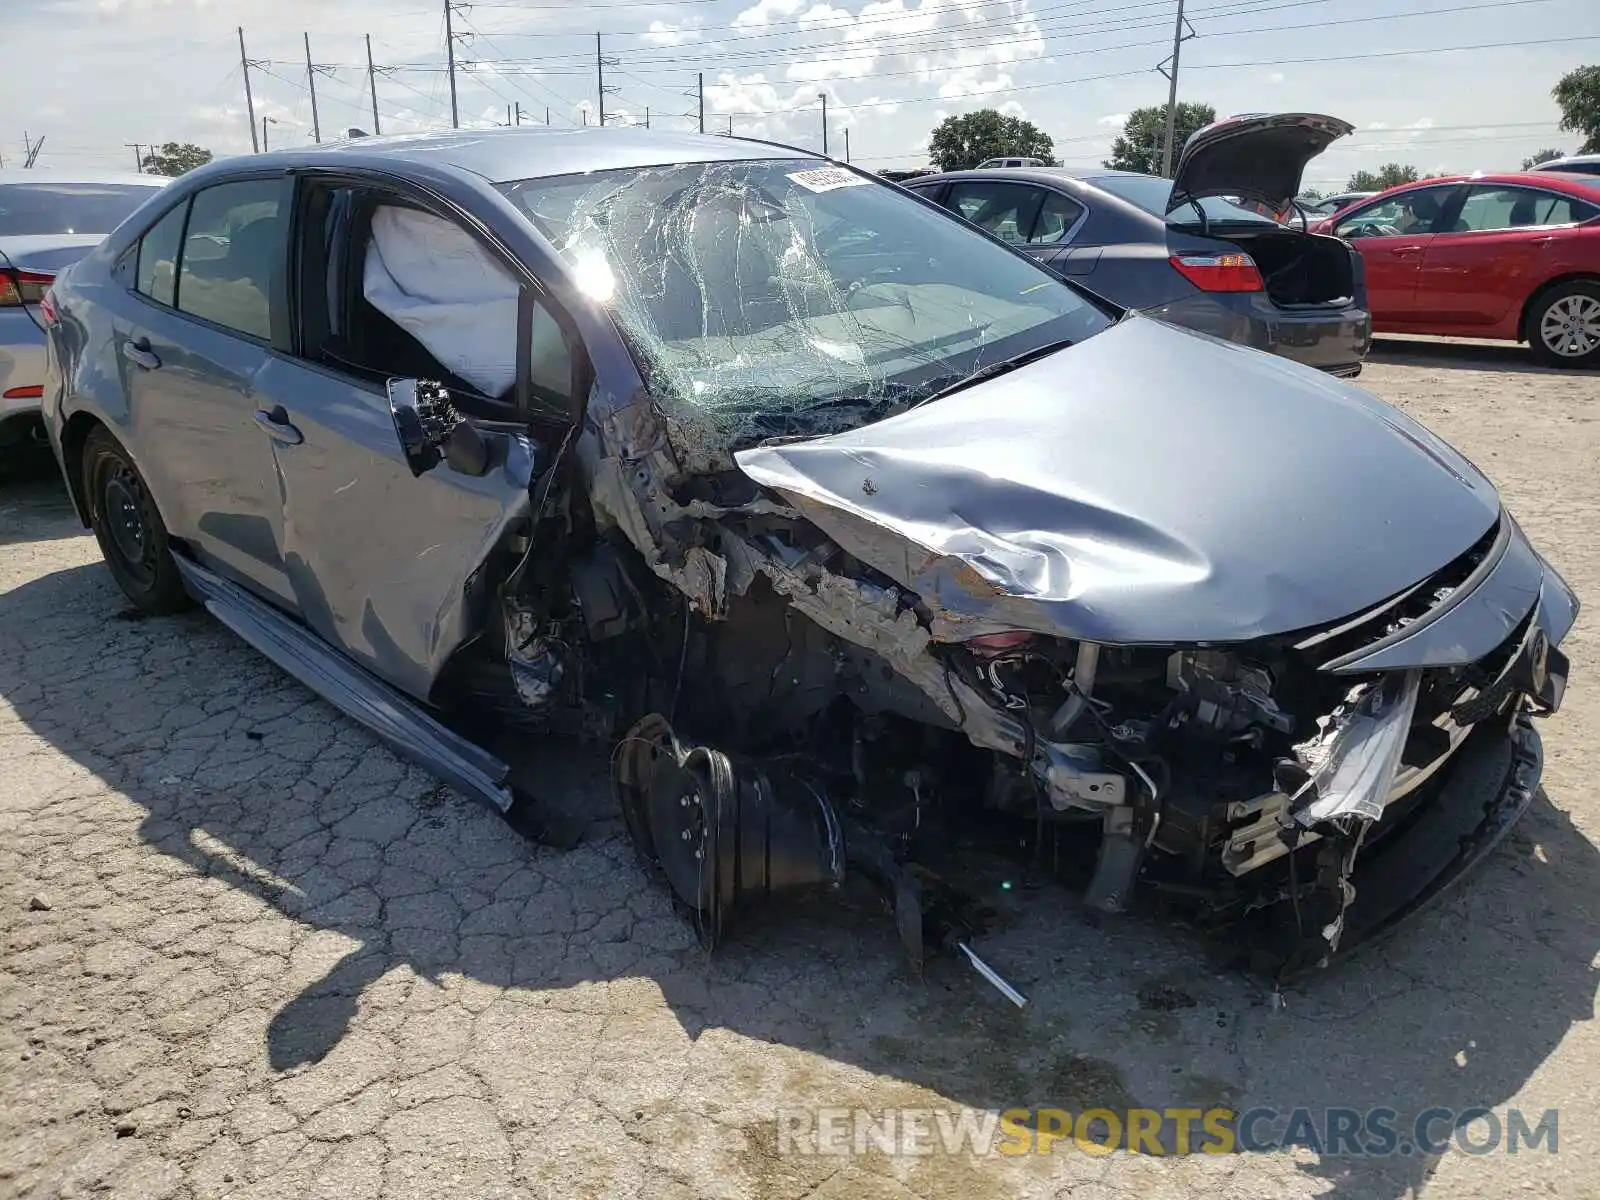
[1291,670,1421,825]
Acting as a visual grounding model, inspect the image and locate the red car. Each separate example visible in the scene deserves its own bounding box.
[1312,171,1600,368]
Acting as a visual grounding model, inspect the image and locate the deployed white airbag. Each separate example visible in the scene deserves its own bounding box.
[364,205,518,396]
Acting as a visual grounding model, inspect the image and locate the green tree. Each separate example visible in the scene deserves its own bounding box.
[141,142,214,177]
[1552,65,1600,154]
[1102,103,1216,176]
[927,110,1055,172]
[1298,186,1325,202]
[1346,163,1420,192]
[1522,147,1566,169]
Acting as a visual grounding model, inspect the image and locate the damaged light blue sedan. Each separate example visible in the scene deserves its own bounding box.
[39,128,1576,991]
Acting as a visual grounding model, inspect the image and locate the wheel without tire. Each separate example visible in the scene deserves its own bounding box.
[82,426,189,614]
[1529,280,1600,369]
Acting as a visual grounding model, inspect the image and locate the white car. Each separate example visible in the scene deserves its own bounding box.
[1,170,168,470]
[974,156,1050,169]
[1530,153,1600,177]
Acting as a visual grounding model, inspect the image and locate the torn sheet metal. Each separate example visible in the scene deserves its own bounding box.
[1292,670,1421,825]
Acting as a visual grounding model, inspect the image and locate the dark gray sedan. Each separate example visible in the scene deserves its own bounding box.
[39,127,1574,990]
[907,113,1372,376]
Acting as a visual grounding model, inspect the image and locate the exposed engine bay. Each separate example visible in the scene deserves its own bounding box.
[400,366,1566,996]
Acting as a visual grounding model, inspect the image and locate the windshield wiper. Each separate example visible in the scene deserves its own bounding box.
[911,338,1076,408]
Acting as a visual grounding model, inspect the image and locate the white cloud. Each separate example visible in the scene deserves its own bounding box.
[642,19,694,46]
[1097,112,1128,127]
[936,68,1015,99]
[732,0,808,29]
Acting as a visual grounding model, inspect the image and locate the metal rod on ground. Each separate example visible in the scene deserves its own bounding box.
[304,33,322,144]
[444,0,460,128]
[957,943,1027,1008]
[239,27,259,153]
[1160,0,1186,177]
[366,34,382,135]
[698,72,704,133]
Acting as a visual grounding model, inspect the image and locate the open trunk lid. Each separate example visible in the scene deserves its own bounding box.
[1168,113,1355,214]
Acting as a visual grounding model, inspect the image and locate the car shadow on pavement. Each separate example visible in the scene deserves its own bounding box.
[3,561,1596,1200]
[1367,337,1577,375]
[0,467,84,546]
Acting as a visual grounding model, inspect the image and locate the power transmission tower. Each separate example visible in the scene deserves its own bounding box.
[444,0,460,128]
[596,34,620,125]
[1157,0,1196,177]
[239,27,260,153]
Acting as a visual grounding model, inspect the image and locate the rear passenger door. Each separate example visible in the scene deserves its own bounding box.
[257,175,587,701]
[116,175,299,607]
[1413,185,1597,329]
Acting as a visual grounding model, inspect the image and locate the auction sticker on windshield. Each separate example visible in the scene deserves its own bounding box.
[788,167,870,193]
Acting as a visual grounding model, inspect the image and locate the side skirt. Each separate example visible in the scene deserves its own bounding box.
[173,554,514,814]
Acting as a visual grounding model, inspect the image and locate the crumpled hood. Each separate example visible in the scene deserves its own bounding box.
[734,315,1502,645]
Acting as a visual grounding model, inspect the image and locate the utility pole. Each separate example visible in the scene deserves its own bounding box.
[514,102,522,125]
[365,34,382,135]
[304,33,322,144]
[507,104,514,126]
[844,128,850,164]
[595,34,619,126]
[126,143,143,172]
[23,134,44,168]
[1158,0,1194,177]
[644,107,650,130]
[545,106,550,125]
[239,26,259,153]
[698,72,705,133]
[819,93,828,156]
[444,0,460,128]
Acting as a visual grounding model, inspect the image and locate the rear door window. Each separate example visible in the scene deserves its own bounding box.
[176,178,292,342]
[1029,191,1085,244]
[1451,186,1596,231]
[135,202,187,308]
[945,180,1046,243]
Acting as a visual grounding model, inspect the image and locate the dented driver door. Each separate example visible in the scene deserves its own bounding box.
[245,180,546,703]
[250,353,537,702]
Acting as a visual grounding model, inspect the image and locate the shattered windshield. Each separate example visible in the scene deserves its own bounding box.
[497,159,1110,446]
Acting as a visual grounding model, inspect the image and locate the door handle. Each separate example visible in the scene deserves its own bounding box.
[253,405,303,445]
[1390,245,1424,258]
[122,338,161,370]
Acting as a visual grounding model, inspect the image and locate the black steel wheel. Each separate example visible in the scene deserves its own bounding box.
[82,426,188,614]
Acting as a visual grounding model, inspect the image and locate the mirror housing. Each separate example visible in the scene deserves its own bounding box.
[386,378,490,477]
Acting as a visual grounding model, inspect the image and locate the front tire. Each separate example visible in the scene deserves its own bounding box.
[1529,280,1600,369]
[82,426,189,614]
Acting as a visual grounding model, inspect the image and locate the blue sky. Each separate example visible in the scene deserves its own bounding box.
[3,0,1597,187]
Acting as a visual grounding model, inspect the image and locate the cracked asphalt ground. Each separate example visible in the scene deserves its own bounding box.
[2,338,1597,1200]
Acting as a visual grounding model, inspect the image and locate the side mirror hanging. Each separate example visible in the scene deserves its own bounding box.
[386,378,491,478]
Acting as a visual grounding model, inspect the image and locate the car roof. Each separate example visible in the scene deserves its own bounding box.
[906,165,1144,187]
[1361,171,1600,196]
[0,169,166,188]
[1537,154,1600,167]
[244,126,815,185]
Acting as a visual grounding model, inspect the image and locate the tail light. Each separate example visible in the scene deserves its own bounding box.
[0,268,55,308]
[1169,252,1264,293]
[2,385,43,400]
